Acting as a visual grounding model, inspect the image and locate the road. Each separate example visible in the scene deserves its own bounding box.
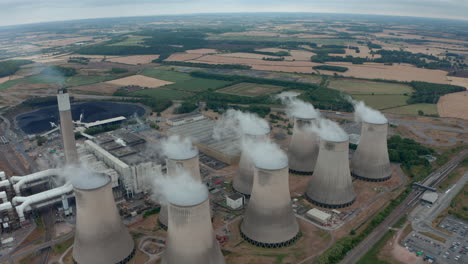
[339,150,468,264]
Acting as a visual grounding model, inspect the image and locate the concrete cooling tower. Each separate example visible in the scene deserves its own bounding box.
[241,165,300,248]
[57,88,78,164]
[351,121,392,181]
[233,133,268,196]
[305,139,356,208]
[288,117,319,174]
[73,174,135,264]
[162,198,225,264]
[159,150,201,228]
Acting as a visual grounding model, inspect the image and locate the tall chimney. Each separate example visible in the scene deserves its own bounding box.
[57,88,78,164]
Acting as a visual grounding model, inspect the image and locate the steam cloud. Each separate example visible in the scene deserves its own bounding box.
[151,169,208,207]
[161,135,198,160]
[276,91,320,119]
[243,138,288,170]
[213,109,269,140]
[307,118,349,142]
[115,138,126,147]
[63,164,109,189]
[348,98,387,124]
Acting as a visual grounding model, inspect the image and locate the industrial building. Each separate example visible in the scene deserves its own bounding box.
[305,139,356,208]
[421,192,438,204]
[72,173,135,264]
[306,208,331,224]
[226,193,244,210]
[234,133,269,196]
[241,165,300,248]
[163,198,225,264]
[351,121,392,181]
[168,119,240,164]
[166,111,205,126]
[288,117,319,174]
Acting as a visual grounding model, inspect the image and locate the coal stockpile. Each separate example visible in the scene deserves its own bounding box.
[17,101,145,134]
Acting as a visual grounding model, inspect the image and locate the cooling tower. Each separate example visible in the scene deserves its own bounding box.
[57,88,78,164]
[241,165,300,248]
[73,174,135,264]
[288,117,319,174]
[305,139,356,208]
[351,121,392,181]
[159,151,201,228]
[233,133,268,196]
[162,198,225,264]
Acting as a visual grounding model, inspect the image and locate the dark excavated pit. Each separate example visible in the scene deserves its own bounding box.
[16,101,145,134]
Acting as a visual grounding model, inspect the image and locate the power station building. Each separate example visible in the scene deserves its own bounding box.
[288,117,319,174]
[162,198,225,264]
[351,121,392,181]
[305,139,356,208]
[241,165,299,248]
[72,173,135,264]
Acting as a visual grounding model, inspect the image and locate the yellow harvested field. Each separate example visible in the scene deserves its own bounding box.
[221,31,288,37]
[447,76,468,89]
[289,50,316,61]
[255,48,289,53]
[0,75,22,84]
[107,55,159,65]
[193,55,318,67]
[252,65,315,73]
[327,62,449,83]
[437,91,468,120]
[106,75,174,88]
[185,49,218,54]
[164,53,204,62]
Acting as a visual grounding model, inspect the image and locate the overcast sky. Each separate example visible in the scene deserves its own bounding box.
[0,0,467,26]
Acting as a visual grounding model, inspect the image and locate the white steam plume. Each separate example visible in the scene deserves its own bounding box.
[276,91,320,119]
[307,118,348,142]
[348,98,387,124]
[151,169,208,206]
[161,135,198,160]
[115,138,126,147]
[63,164,109,190]
[213,109,269,140]
[243,138,288,170]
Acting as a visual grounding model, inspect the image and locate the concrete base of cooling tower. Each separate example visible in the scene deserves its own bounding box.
[305,193,355,209]
[240,230,301,248]
[351,172,392,182]
[289,169,313,175]
[74,247,135,264]
[158,219,168,230]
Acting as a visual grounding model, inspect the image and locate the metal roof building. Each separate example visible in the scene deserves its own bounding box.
[168,119,240,164]
[306,208,331,224]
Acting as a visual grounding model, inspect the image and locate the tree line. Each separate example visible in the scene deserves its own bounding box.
[0,60,34,77]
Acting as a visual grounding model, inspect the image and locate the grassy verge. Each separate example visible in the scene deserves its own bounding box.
[418,232,446,243]
[356,230,395,264]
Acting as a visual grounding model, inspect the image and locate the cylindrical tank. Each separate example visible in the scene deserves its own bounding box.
[288,117,319,174]
[57,89,79,164]
[305,139,356,208]
[73,174,135,264]
[351,122,392,181]
[241,165,299,248]
[159,151,201,228]
[162,199,225,264]
[233,133,269,196]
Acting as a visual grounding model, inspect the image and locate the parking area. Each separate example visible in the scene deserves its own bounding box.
[402,215,468,263]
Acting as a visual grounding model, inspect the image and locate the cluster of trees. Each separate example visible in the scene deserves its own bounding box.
[109,67,129,74]
[0,60,34,77]
[67,57,90,64]
[311,54,367,64]
[387,135,434,170]
[262,57,285,61]
[160,61,251,69]
[313,65,349,72]
[374,50,456,69]
[407,81,465,104]
[174,101,198,114]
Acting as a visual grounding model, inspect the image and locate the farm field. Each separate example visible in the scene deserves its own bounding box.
[106,75,174,88]
[328,79,413,95]
[437,91,468,120]
[384,103,439,115]
[132,87,192,100]
[351,94,410,110]
[208,34,353,45]
[185,49,218,54]
[141,68,194,82]
[217,82,284,97]
[165,53,204,62]
[107,55,159,65]
[164,78,230,92]
[108,35,149,46]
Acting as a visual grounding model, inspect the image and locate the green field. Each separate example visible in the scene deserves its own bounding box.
[352,94,410,109]
[217,82,283,97]
[329,79,413,95]
[207,35,354,45]
[109,35,149,46]
[141,68,193,82]
[383,103,439,115]
[132,87,192,100]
